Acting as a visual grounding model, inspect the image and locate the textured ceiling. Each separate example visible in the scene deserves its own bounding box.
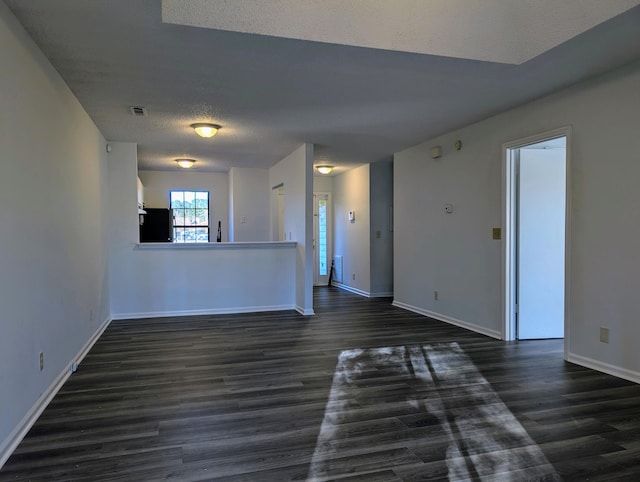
[5,0,640,173]
[162,0,640,64]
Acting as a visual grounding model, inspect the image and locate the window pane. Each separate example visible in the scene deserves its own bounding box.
[195,227,209,242]
[183,227,197,242]
[173,227,185,243]
[318,199,328,275]
[170,191,184,209]
[195,191,208,206]
[182,209,195,226]
[195,208,208,226]
[184,191,195,209]
[173,208,185,227]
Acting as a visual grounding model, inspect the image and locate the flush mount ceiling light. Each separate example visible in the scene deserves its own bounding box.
[176,158,196,169]
[316,165,334,175]
[190,123,221,138]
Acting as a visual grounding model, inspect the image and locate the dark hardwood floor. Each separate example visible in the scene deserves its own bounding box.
[3,287,640,481]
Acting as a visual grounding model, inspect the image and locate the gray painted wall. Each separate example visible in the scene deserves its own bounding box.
[370,161,394,296]
[394,60,640,380]
[0,3,110,463]
[333,162,394,297]
[228,168,270,242]
[269,144,315,314]
[333,165,372,294]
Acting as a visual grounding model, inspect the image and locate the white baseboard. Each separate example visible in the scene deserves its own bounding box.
[566,352,640,384]
[370,291,394,298]
[331,283,392,299]
[391,301,502,340]
[332,282,370,298]
[0,316,111,469]
[111,304,296,320]
[296,305,315,316]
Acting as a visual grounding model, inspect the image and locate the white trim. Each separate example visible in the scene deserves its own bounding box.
[392,301,502,340]
[369,291,394,298]
[332,282,370,298]
[331,283,392,299]
[112,305,296,320]
[502,126,572,355]
[296,305,315,316]
[0,316,112,469]
[567,352,640,385]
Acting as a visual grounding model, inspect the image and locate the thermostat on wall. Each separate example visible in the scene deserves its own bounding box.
[348,210,355,222]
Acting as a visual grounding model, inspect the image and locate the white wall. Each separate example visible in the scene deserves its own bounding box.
[269,144,314,315]
[138,169,229,242]
[110,145,296,318]
[228,167,270,241]
[333,165,371,295]
[394,60,640,380]
[370,161,394,296]
[313,174,334,193]
[0,3,110,464]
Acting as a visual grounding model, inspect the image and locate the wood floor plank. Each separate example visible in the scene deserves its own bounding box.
[2,287,640,480]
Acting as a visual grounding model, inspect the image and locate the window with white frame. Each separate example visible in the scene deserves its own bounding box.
[170,190,209,243]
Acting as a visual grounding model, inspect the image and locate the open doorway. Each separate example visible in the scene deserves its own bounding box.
[271,184,285,241]
[503,127,570,346]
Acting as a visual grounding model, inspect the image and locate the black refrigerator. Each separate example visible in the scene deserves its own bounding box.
[140,208,173,242]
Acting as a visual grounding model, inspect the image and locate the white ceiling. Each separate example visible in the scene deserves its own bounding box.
[162,0,640,64]
[5,0,640,173]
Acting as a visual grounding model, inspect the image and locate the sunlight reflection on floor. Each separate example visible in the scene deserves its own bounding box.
[307,343,560,481]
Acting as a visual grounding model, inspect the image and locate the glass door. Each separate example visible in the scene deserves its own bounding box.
[314,193,331,285]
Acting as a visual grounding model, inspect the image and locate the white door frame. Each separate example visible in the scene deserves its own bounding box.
[502,126,572,358]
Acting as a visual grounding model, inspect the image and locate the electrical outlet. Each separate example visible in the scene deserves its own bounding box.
[600,327,610,344]
[352,273,356,281]
[39,352,44,371]
[434,290,439,301]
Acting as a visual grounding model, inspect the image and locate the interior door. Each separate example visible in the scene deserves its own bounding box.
[516,138,566,339]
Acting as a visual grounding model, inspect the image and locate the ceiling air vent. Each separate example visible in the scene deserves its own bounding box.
[130,106,147,117]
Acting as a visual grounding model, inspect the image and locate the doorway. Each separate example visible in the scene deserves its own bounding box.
[271,184,285,241]
[503,127,570,345]
[313,192,331,286]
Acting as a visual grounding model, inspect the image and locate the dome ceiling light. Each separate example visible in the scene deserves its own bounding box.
[190,123,221,138]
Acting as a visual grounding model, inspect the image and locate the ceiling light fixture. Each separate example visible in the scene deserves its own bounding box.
[190,123,221,138]
[176,158,196,169]
[316,165,334,175]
